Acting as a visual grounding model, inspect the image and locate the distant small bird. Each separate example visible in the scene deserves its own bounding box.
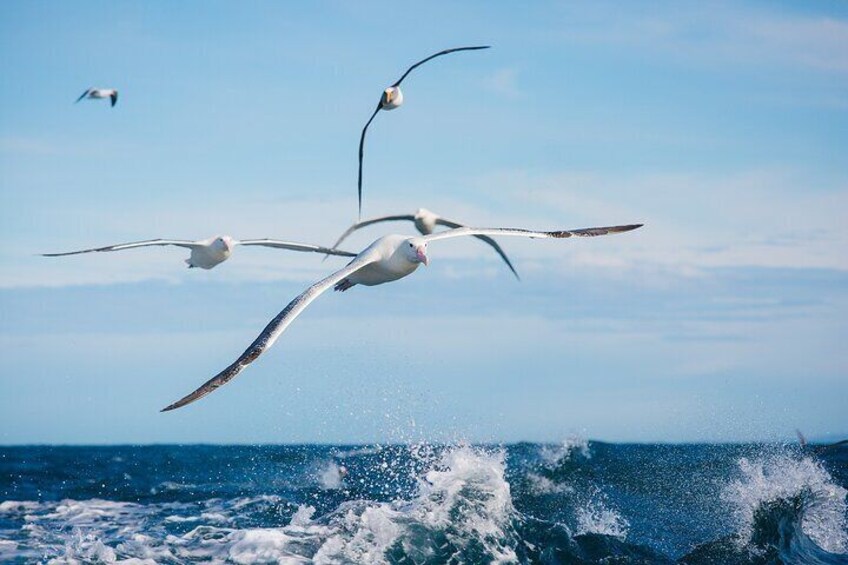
[328,208,519,279]
[76,88,119,107]
[357,46,490,217]
[42,235,357,270]
[161,222,642,411]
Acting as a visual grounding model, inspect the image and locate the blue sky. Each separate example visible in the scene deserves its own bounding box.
[0,1,846,444]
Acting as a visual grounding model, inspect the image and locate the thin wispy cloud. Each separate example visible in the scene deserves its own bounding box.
[484,67,522,99]
[555,3,848,75]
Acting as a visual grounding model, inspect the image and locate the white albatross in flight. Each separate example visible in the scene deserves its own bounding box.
[328,208,520,279]
[357,45,489,218]
[76,88,119,107]
[161,222,643,411]
[42,235,357,270]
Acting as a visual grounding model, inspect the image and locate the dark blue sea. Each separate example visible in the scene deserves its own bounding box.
[1,441,846,564]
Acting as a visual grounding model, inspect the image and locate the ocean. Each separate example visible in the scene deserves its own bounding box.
[1,441,846,564]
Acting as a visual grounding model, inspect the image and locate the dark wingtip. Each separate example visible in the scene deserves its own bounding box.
[160,401,183,413]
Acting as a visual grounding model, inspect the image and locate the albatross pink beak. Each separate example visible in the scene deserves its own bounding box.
[416,247,429,266]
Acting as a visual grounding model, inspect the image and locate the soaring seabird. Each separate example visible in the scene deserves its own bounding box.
[42,235,357,269]
[76,88,119,107]
[357,46,490,217]
[328,208,519,279]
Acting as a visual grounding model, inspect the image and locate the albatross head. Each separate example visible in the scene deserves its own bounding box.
[381,86,403,109]
[403,238,429,266]
[212,236,234,254]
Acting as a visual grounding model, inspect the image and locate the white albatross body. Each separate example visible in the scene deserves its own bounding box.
[161,222,643,412]
[42,235,357,269]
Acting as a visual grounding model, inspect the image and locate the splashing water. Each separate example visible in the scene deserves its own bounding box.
[722,454,848,554]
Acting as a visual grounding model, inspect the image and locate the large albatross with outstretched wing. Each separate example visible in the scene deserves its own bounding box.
[161,222,643,411]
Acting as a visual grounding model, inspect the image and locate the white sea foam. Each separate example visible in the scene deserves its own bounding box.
[4,445,522,564]
[575,497,629,540]
[316,461,348,490]
[526,472,574,495]
[722,454,848,554]
[538,436,590,468]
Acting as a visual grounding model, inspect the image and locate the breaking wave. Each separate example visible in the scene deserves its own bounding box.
[1,442,846,563]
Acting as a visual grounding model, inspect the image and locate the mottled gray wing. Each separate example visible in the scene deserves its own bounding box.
[421,224,644,243]
[161,253,380,412]
[391,46,491,87]
[75,88,92,103]
[237,239,358,257]
[434,217,520,280]
[42,239,200,257]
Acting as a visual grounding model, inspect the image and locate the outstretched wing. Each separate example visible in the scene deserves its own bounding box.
[421,224,644,244]
[161,253,380,412]
[42,239,200,257]
[110,91,118,107]
[434,217,520,280]
[75,88,92,103]
[357,103,382,218]
[391,45,491,87]
[330,214,416,251]
[237,239,358,258]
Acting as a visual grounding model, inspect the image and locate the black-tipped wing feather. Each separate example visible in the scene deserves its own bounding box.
[161,255,378,412]
[421,224,644,243]
[75,88,93,103]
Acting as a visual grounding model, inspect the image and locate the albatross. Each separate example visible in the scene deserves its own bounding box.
[76,88,119,107]
[357,45,489,217]
[328,208,520,279]
[42,235,357,270]
[161,222,643,411]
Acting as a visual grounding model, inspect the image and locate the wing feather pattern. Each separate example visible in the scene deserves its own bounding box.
[42,239,199,256]
[237,239,358,257]
[421,224,644,244]
[161,255,378,412]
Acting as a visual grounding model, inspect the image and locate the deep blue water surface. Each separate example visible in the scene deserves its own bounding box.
[1,441,847,563]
